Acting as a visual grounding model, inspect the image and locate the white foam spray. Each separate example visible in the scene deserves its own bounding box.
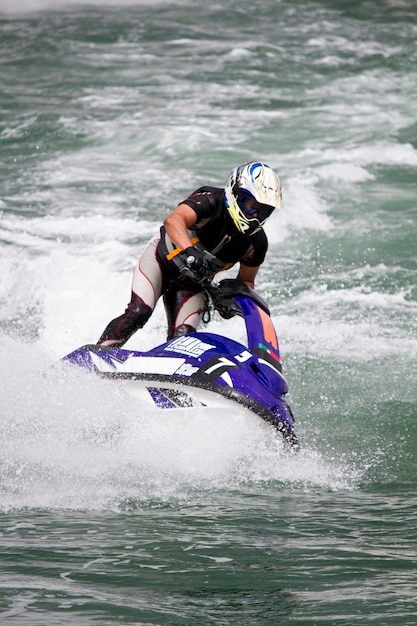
[0,334,356,512]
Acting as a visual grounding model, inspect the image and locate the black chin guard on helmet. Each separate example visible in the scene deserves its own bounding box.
[235,186,275,224]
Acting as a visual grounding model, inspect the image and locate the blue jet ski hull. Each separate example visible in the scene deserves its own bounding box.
[62,280,298,449]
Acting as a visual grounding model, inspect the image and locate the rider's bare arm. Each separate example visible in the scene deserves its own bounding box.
[236,264,259,289]
[164,204,198,251]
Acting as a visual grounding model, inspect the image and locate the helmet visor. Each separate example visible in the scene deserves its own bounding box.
[236,189,275,224]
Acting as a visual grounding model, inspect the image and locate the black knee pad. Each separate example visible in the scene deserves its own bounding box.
[172,324,195,339]
[128,302,153,324]
[98,300,152,346]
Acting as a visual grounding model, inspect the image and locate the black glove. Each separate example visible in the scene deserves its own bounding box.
[183,246,211,281]
[213,300,236,319]
[210,290,238,319]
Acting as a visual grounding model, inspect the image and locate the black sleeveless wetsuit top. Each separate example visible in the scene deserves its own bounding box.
[157,186,268,276]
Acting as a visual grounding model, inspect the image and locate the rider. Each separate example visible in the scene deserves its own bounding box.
[97,161,282,347]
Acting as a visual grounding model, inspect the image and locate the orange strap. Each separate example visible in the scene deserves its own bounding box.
[166,236,200,261]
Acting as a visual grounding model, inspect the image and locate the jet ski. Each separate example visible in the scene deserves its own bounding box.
[62,279,298,449]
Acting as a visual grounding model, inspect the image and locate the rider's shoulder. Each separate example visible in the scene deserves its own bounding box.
[183,186,223,212]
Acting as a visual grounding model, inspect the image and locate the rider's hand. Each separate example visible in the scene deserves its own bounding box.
[210,290,237,319]
[183,246,210,280]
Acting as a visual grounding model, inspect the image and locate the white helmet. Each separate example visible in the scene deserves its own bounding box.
[224,161,282,235]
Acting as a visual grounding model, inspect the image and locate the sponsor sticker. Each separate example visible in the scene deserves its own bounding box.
[165,336,216,358]
[174,363,199,377]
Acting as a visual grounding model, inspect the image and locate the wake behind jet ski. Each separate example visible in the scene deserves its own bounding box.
[62,279,299,449]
